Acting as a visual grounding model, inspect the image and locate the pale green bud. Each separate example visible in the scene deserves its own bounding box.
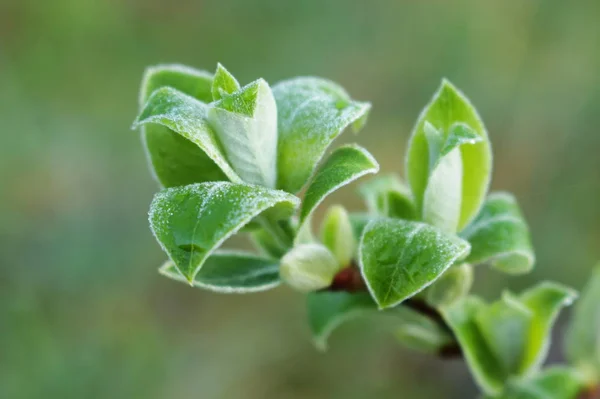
[280,244,340,292]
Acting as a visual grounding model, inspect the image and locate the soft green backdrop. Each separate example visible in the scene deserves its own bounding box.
[1,0,599,398]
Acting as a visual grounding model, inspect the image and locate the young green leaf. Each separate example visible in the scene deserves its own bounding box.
[406,79,492,231]
[279,243,341,292]
[565,263,600,384]
[273,77,371,193]
[358,174,417,220]
[149,182,299,282]
[359,218,471,309]
[207,79,278,188]
[211,63,240,101]
[425,263,473,307]
[443,283,577,395]
[442,296,507,395]
[158,251,280,293]
[306,291,376,350]
[422,122,483,233]
[299,144,379,226]
[492,367,584,399]
[134,87,241,183]
[460,192,535,274]
[138,65,228,187]
[517,282,578,375]
[321,205,356,267]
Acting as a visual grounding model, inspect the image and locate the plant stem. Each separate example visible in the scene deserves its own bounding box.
[257,215,294,253]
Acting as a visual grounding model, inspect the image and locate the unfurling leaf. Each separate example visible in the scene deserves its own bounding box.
[280,243,341,292]
[307,291,376,350]
[461,192,535,274]
[134,86,241,183]
[138,65,228,187]
[359,218,470,309]
[565,263,600,384]
[149,182,299,282]
[358,174,417,220]
[406,79,492,231]
[422,122,483,233]
[442,283,577,395]
[299,144,379,228]
[273,77,371,193]
[321,205,356,267]
[211,63,240,101]
[207,79,278,188]
[159,251,280,293]
[425,263,473,307]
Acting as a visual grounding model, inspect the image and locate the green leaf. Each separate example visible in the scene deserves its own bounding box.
[393,305,453,353]
[307,291,376,350]
[474,293,532,375]
[461,192,535,274]
[442,283,577,395]
[425,263,473,307]
[207,79,278,188]
[359,218,471,309]
[211,63,240,101]
[158,251,280,293]
[406,79,492,231]
[442,296,506,395]
[134,86,241,184]
[321,205,356,267]
[493,367,584,399]
[138,65,228,187]
[299,144,379,226]
[422,122,483,233]
[358,174,417,220]
[279,243,341,292]
[273,77,371,193]
[517,282,577,375]
[149,182,299,282]
[565,264,600,384]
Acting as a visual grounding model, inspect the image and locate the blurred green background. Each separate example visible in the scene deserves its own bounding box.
[1,0,599,397]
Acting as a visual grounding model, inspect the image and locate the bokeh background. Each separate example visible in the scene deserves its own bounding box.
[1,0,599,398]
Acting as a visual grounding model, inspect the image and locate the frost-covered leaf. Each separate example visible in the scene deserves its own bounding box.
[211,63,240,101]
[321,205,356,267]
[138,65,228,187]
[491,367,584,399]
[422,122,483,233]
[299,144,379,227]
[406,80,492,231]
[393,305,453,353]
[149,182,299,282]
[565,264,600,384]
[273,77,371,193]
[426,263,473,308]
[307,291,376,350]
[443,283,577,396]
[442,296,506,395]
[207,79,278,188]
[461,192,535,275]
[135,87,241,183]
[158,251,280,293]
[359,218,470,309]
[358,174,417,220]
[280,243,341,292]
